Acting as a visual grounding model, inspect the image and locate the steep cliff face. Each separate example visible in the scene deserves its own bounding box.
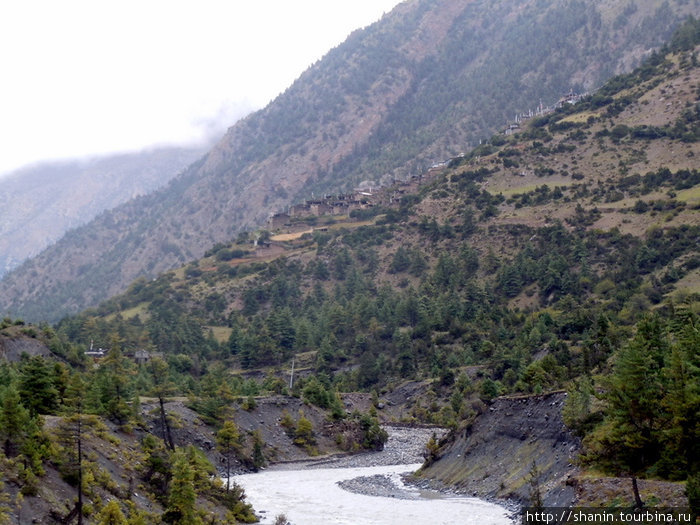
[418,392,580,506]
[1,0,694,322]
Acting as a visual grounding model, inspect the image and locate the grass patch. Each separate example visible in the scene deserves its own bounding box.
[206,326,233,344]
[105,302,149,322]
[675,185,700,203]
[327,219,375,230]
[489,181,569,197]
[271,229,313,242]
[271,219,374,242]
[560,112,600,123]
[669,268,700,296]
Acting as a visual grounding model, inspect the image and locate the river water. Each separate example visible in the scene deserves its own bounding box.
[232,463,511,525]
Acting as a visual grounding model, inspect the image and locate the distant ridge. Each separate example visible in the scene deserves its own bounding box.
[0,146,205,278]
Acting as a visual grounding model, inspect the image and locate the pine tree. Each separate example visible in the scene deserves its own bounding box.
[59,373,90,525]
[216,421,241,492]
[389,246,411,273]
[293,412,315,449]
[423,433,440,466]
[164,451,202,525]
[661,309,700,481]
[14,493,23,525]
[267,308,296,354]
[98,344,135,424]
[0,385,30,456]
[586,316,669,508]
[0,479,11,525]
[608,317,667,464]
[251,430,266,471]
[95,500,128,525]
[562,377,593,435]
[18,356,58,416]
[528,460,544,510]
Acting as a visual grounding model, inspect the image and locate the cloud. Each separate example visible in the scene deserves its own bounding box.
[0,0,401,177]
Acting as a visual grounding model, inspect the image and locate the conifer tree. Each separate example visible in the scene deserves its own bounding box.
[95,500,128,525]
[0,385,30,456]
[528,460,544,510]
[251,430,265,471]
[423,433,440,467]
[164,451,202,525]
[216,421,241,492]
[293,412,315,448]
[0,479,10,525]
[587,316,669,508]
[59,373,90,525]
[562,377,593,435]
[97,342,135,424]
[18,356,58,416]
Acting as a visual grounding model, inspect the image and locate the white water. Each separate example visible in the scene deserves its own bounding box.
[231,463,511,525]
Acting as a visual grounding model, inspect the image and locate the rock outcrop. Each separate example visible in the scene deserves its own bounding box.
[0,334,52,361]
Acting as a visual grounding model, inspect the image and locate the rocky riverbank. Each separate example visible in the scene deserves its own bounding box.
[270,424,443,471]
[293,425,460,502]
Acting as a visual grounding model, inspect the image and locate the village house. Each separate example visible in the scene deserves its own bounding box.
[267,212,291,229]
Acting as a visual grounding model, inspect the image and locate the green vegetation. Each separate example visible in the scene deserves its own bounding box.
[1,15,699,517]
[583,313,699,481]
[581,311,699,507]
[0,347,256,524]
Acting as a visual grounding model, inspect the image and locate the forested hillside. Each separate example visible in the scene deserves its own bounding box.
[0,19,699,521]
[53,22,699,394]
[1,0,695,322]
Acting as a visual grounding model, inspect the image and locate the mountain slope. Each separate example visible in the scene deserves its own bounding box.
[58,33,700,389]
[1,0,696,322]
[68,32,700,506]
[0,146,205,278]
[33,28,700,510]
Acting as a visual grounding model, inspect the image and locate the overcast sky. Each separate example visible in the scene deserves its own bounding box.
[0,0,402,177]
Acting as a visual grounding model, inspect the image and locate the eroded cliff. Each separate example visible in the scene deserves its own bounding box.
[418,392,579,506]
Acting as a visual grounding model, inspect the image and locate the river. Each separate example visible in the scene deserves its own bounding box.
[230,426,512,525]
[233,463,511,525]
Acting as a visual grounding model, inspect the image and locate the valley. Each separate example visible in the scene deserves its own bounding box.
[0,4,698,525]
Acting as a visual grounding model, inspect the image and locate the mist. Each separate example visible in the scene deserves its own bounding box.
[0,1,401,179]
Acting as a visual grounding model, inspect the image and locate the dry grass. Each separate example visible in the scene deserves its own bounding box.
[105,302,149,322]
[560,111,601,123]
[575,473,689,507]
[327,219,375,230]
[490,180,569,197]
[671,268,700,295]
[271,229,313,241]
[270,218,376,241]
[206,325,233,343]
